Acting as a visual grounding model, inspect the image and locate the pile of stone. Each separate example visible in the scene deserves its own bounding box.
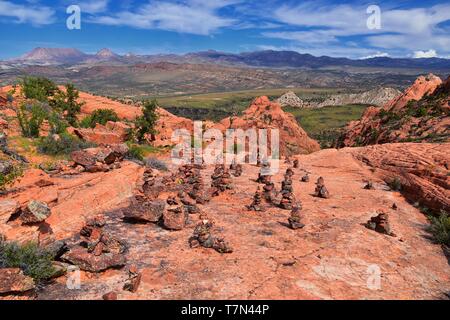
[123,265,142,293]
[71,144,128,173]
[285,168,294,179]
[162,196,189,231]
[284,156,291,165]
[262,179,279,204]
[288,204,305,230]
[189,220,233,254]
[301,174,310,182]
[211,164,233,197]
[61,216,127,272]
[279,173,295,210]
[142,167,157,194]
[230,160,243,177]
[293,159,299,169]
[365,211,396,236]
[314,177,330,199]
[179,191,200,214]
[257,161,272,184]
[247,187,263,211]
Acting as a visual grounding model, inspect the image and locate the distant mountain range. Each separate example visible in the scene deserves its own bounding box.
[5,47,450,70]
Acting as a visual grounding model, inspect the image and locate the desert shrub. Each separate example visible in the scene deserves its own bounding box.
[387,177,402,191]
[0,241,55,283]
[0,164,23,191]
[21,77,58,103]
[126,144,145,161]
[134,99,159,142]
[80,109,119,128]
[53,84,84,127]
[146,157,168,171]
[17,103,48,138]
[427,211,450,246]
[37,133,95,156]
[47,111,68,134]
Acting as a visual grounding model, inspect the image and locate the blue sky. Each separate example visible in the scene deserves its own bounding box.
[0,0,449,59]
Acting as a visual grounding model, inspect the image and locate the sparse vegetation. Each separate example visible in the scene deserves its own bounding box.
[0,241,56,283]
[388,177,402,191]
[37,133,95,156]
[17,103,47,138]
[21,77,58,103]
[80,109,119,128]
[284,104,369,148]
[0,164,23,191]
[126,144,145,161]
[53,84,84,127]
[134,99,159,142]
[427,211,450,246]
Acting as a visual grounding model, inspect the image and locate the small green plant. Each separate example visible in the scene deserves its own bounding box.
[388,177,402,191]
[80,109,119,128]
[126,144,145,161]
[0,241,56,283]
[0,165,23,191]
[17,103,48,138]
[37,133,95,156]
[134,99,159,142]
[427,211,450,246]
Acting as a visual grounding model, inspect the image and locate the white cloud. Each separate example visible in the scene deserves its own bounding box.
[413,49,438,59]
[0,0,55,25]
[78,0,109,14]
[267,2,450,58]
[92,0,238,35]
[359,52,390,60]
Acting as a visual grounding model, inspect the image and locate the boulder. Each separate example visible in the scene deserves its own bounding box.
[123,196,165,223]
[73,122,131,145]
[61,246,126,273]
[0,268,35,294]
[20,200,51,224]
[352,143,450,212]
[0,199,20,224]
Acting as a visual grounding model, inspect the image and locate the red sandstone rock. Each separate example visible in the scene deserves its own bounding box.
[350,143,450,212]
[0,200,20,225]
[123,196,165,223]
[340,74,448,147]
[102,292,118,300]
[0,268,35,294]
[61,246,126,273]
[215,96,320,156]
